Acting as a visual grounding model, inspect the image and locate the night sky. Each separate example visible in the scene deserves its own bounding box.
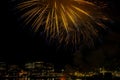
[1,0,120,70]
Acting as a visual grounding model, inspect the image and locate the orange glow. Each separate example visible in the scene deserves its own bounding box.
[60,76,66,80]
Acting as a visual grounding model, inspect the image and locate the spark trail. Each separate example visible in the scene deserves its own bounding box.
[17,0,109,46]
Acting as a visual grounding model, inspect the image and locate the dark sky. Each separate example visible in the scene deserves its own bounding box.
[1,0,120,69]
[1,0,75,65]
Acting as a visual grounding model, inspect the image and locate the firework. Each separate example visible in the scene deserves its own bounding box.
[17,0,109,46]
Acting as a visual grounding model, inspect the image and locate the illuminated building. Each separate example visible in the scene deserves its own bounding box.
[0,62,7,78]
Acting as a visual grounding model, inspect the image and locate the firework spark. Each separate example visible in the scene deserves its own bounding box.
[17,0,109,46]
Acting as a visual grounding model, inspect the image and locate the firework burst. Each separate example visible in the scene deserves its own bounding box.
[17,0,109,46]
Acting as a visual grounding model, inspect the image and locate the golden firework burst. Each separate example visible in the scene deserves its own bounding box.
[17,0,109,46]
